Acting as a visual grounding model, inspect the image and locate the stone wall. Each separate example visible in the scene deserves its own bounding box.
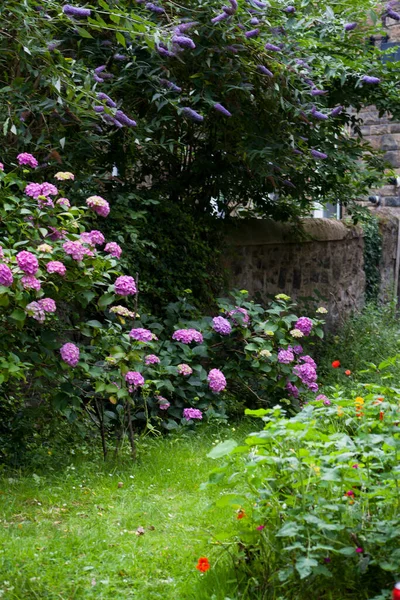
[223,214,400,327]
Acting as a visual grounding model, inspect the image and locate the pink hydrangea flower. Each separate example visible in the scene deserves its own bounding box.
[0,264,13,287]
[207,368,227,393]
[0,162,4,171]
[228,306,250,326]
[292,345,303,355]
[25,301,45,322]
[17,152,38,168]
[145,354,160,365]
[212,316,232,335]
[25,183,42,198]
[63,240,86,261]
[38,196,55,208]
[299,355,317,369]
[60,342,80,367]
[286,381,299,398]
[172,328,203,344]
[86,195,110,217]
[125,371,145,387]
[278,349,294,364]
[0,246,4,258]
[294,317,313,336]
[115,275,137,296]
[156,395,170,409]
[46,261,66,276]
[88,230,105,245]
[183,407,202,420]
[177,363,193,376]
[21,275,41,290]
[129,328,154,342]
[16,251,39,275]
[48,227,66,241]
[41,182,58,196]
[105,242,122,258]
[38,298,57,313]
[293,363,317,388]
[56,197,70,208]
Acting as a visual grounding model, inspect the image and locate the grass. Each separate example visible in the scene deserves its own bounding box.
[0,423,253,600]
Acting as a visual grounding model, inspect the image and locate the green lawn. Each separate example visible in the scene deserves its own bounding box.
[0,424,249,600]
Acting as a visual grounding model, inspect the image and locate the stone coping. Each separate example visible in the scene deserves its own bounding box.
[226,218,363,246]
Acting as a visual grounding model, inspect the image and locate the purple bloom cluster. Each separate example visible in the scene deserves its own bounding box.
[362,75,380,85]
[265,42,281,52]
[125,371,145,387]
[96,93,117,108]
[156,395,170,409]
[115,275,137,296]
[21,275,41,290]
[331,106,343,117]
[344,22,357,31]
[60,342,80,367]
[245,28,260,38]
[182,107,204,122]
[172,34,196,49]
[214,103,232,117]
[159,79,182,93]
[0,264,13,287]
[299,355,317,369]
[293,363,317,388]
[39,298,57,313]
[86,195,110,217]
[46,261,66,276]
[177,363,193,376]
[145,2,165,13]
[257,65,273,77]
[208,368,227,393]
[62,4,91,17]
[16,251,38,275]
[129,328,154,342]
[212,316,232,335]
[183,407,203,420]
[63,240,86,261]
[292,344,303,355]
[316,394,330,405]
[295,317,313,336]
[87,230,105,246]
[105,242,122,258]
[278,348,295,364]
[17,153,38,168]
[172,328,203,344]
[311,149,328,160]
[286,381,299,398]
[228,306,250,326]
[145,354,160,366]
[26,301,45,323]
[115,110,137,127]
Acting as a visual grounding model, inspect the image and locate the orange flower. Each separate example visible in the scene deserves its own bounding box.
[379,411,384,421]
[332,360,341,368]
[345,370,351,376]
[373,397,384,405]
[196,557,210,572]
[237,509,247,520]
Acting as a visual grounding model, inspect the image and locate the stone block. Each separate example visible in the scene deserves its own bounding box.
[384,151,400,167]
[381,134,400,150]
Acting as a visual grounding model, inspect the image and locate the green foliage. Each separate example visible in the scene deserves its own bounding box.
[362,216,383,302]
[205,378,400,599]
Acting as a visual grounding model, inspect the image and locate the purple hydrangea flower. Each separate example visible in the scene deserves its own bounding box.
[57,197,70,208]
[309,383,319,393]
[183,407,203,420]
[115,110,137,127]
[26,301,45,323]
[25,183,43,198]
[295,317,313,336]
[245,28,260,38]
[88,230,105,246]
[172,329,203,344]
[299,355,317,369]
[344,22,357,31]
[156,395,170,409]
[292,345,303,355]
[265,43,281,52]
[362,75,380,85]
[41,182,58,196]
[125,371,145,387]
[145,354,160,365]
[257,65,273,77]
[214,103,232,117]
[182,107,204,122]
[46,261,66,276]
[311,149,328,160]
[160,79,182,93]
[37,196,54,208]
[331,106,343,116]
[86,195,110,217]
[286,381,299,398]
[62,4,91,17]
[16,251,39,275]
[212,316,232,335]
[129,328,153,342]
[17,153,38,168]
[38,298,57,313]
[0,263,13,287]
[228,306,250,326]
[104,242,122,258]
[63,240,86,261]
[177,363,193,376]
[60,342,80,367]
[316,394,331,405]
[21,275,41,290]
[96,93,117,108]
[294,363,317,387]
[278,348,295,364]
[208,368,227,393]
[115,275,137,296]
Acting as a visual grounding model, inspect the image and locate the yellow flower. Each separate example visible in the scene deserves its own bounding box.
[316,307,328,314]
[275,293,291,301]
[290,328,304,338]
[337,406,344,417]
[37,243,53,253]
[310,464,321,475]
[355,397,364,406]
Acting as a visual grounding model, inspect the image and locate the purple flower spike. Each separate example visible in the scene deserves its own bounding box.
[93,74,104,83]
[95,65,106,74]
[211,12,229,23]
[97,92,117,108]
[311,89,328,96]
[62,4,91,17]
[257,65,273,77]
[145,2,164,13]
[245,28,260,38]
[331,105,343,116]
[172,35,196,49]
[265,42,281,52]
[250,17,259,25]
[311,109,328,121]
[214,103,232,117]
[311,149,328,159]
[114,53,127,60]
[115,110,137,127]
[292,148,302,155]
[160,79,182,92]
[228,0,238,11]
[156,44,176,58]
[182,107,203,122]
[387,8,400,20]
[253,0,267,7]
[176,21,198,33]
[344,22,357,31]
[284,6,296,13]
[362,75,380,84]
[93,105,105,113]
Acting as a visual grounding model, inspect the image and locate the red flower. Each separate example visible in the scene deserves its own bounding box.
[345,490,355,497]
[237,508,247,520]
[332,360,341,368]
[379,411,384,421]
[196,557,210,572]
[345,369,351,376]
